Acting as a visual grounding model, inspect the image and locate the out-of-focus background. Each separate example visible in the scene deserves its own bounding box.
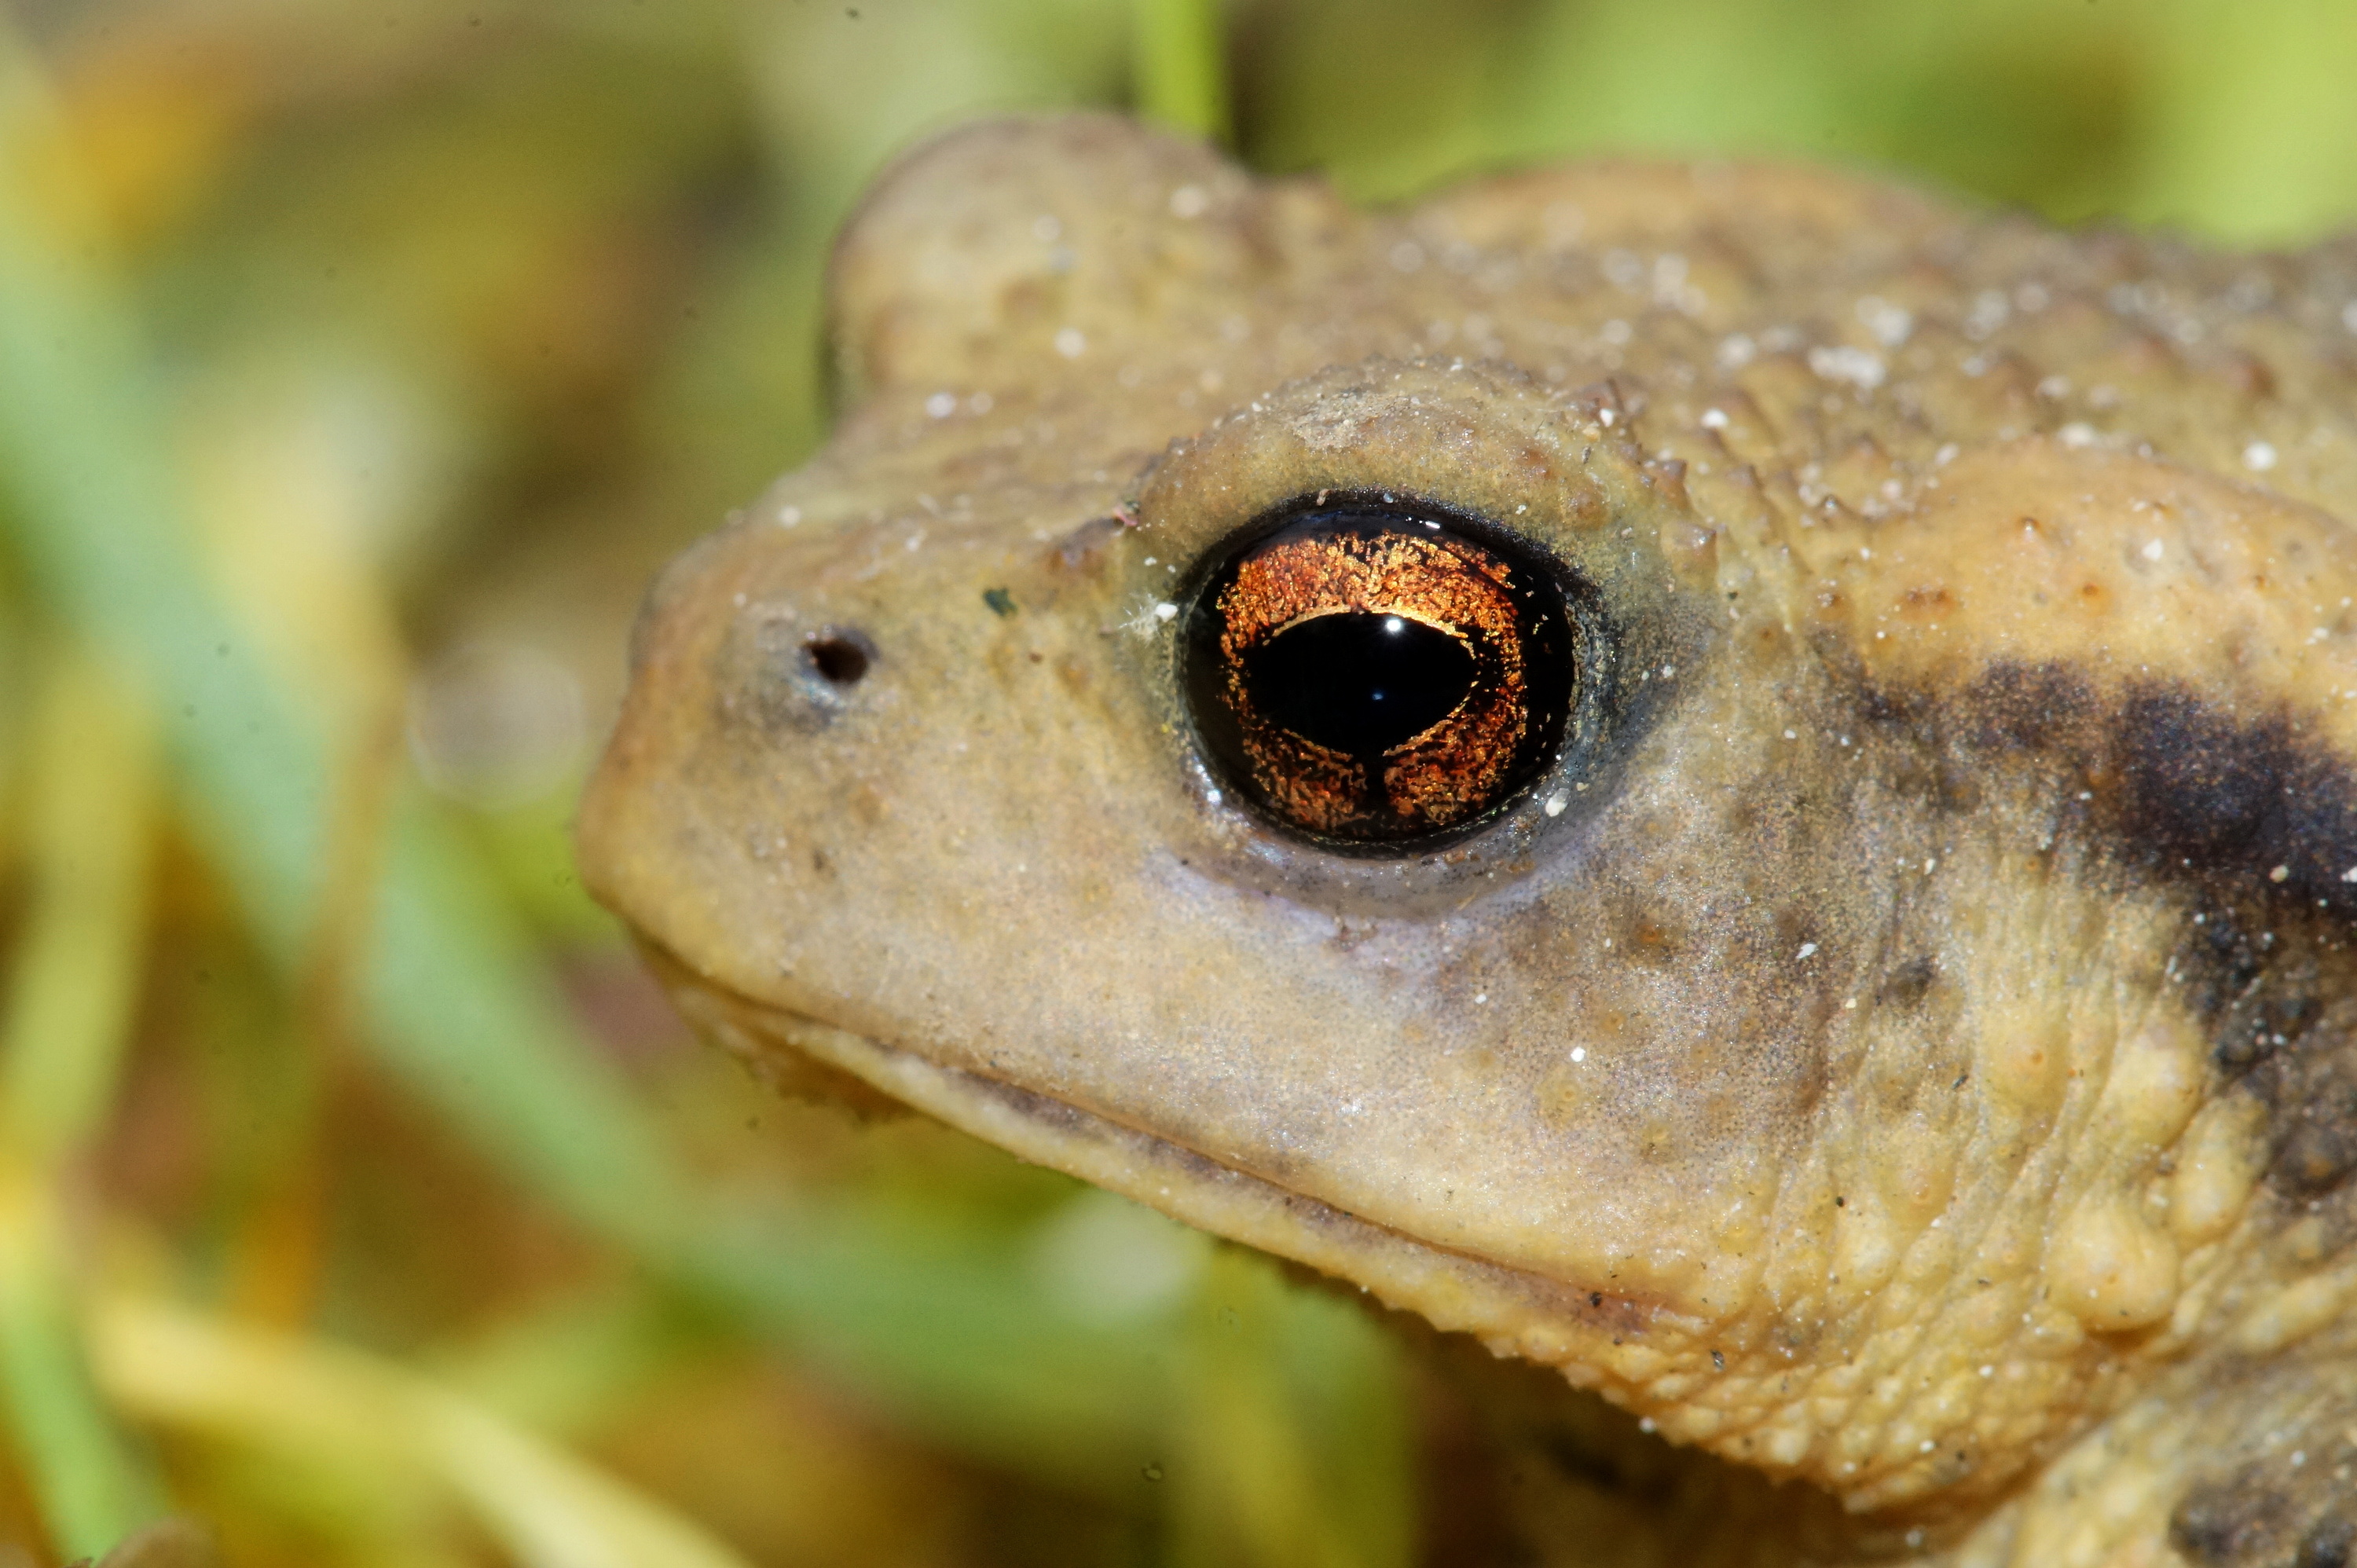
[0,2,2353,1564]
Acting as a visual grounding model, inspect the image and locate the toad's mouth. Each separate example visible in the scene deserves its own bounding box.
[636,940,1662,1367]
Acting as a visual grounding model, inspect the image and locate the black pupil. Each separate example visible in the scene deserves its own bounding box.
[1244,612,1475,757]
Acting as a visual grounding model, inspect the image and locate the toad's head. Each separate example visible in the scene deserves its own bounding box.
[581,115,2357,1559]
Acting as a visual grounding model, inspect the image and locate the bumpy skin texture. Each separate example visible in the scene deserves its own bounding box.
[578,116,2357,1565]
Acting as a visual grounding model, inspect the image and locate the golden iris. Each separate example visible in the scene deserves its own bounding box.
[1181,496,1574,846]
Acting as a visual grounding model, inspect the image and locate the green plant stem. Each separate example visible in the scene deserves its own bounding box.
[2,647,156,1162]
[1133,0,1229,142]
[0,643,162,1555]
[0,1189,163,1557]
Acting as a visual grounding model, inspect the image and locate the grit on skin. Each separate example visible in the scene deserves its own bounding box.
[579,115,2357,1566]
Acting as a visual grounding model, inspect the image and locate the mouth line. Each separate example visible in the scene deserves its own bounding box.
[640,940,1661,1361]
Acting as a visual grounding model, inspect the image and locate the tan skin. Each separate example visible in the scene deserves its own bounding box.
[579,115,2357,1565]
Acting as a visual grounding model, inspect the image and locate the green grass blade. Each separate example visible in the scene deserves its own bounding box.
[0,1205,162,1556]
[0,643,164,1552]
[1,646,154,1164]
[1132,0,1228,141]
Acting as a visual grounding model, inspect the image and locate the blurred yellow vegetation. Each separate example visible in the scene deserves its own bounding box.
[0,2,2352,1565]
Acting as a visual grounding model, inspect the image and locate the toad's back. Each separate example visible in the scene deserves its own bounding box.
[581,116,2357,1564]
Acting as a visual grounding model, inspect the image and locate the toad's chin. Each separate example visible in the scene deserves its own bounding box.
[631,937,1662,1379]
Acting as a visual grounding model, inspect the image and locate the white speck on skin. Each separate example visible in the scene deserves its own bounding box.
[2142,539,2165,562]
[1570,1047,1586,1063]
[1661,665,1674,679]
[1980,1365,1995,1377]
[1638,1417,1656,1434]
[2059,421,2096,448]
[777,504,801,527]
[2245,440,2278,472]
[1153,602,1177,623]
[1545,791,1569,817]
[1783,728,1798,740]
[1054,327,1087,358]
[1924,858,1937,874]
[1797,943,1818,960]
[1474,993,1487,1004]
[1843,997,1857,1009]
[1701,407,1728,430]
[1599,408,1617,427]
[1857,296,1913,346]
[1168,183,1211,218]
[925,391,957,418]
[2271,865,2291,882]
[1807,344,1885,390]
[1934,441,1959,466]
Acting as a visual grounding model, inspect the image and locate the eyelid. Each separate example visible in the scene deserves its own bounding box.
[1129,361,1625,575]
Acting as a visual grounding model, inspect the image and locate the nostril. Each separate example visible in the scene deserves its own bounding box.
[804,632,872,687]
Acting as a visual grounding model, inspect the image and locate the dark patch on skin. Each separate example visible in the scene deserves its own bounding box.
[2264,1059,2357,1196]
[2170,1472,2289,1565]
[2193,907,2277,1033]
[2301,1515,2356,1568]
[2162,1417,2357,1568]
[1876,955,1938,1009]
[1864,661,2357,1204]
[2206,965,2357,1199]
[1952,661,2091,755]
[2110,690,2357,918]
[1937,664,2357,922]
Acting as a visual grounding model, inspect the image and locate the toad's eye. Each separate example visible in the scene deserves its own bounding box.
[1180,496,1574,848]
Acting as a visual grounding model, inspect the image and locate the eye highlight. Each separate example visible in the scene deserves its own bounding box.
[1181,496,1574,847]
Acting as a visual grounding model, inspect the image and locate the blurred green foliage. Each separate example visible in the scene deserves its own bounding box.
[0,2,2352,1565]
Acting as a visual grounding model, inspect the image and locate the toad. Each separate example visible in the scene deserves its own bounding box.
[578,115,2357,1565]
